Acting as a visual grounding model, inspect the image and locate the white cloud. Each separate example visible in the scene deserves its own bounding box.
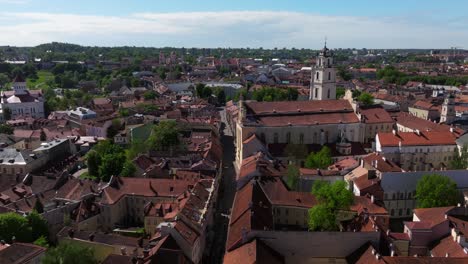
[0,11,466,48]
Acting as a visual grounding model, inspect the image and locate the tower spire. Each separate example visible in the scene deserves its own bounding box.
[324,36,327,48]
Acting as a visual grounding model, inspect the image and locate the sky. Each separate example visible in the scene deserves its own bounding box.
[0,0,467,49]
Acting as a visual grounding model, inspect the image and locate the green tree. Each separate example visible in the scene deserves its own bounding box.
[308,181,354,231]
[0,213,32,243]
[33,235,49,248]
[357,92,374,106]
[126,139,148,160]
[336,87,345,99]
[106,119,122,139]
[287,164,300,190]
[42,242,98,264]
[143,90,157,100]
[451,145,468,169]
[98,152,126,182]
[305,146,333,169]
[147,121,180,151]
[120,160,136,177]
[3,107,12,121]
[415,174,459,208]
[26,210,48,241]
[86,150,100,178]
[0,73,9,88]
[0,124,14,134]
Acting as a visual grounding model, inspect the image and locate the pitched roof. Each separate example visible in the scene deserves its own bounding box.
[360,106,394,124]
[101,178,192,205]
[377,131,457,147]
[413,206,454,228]
[0,243,45,264]
[363,153,403,172]
[258,177,317,208]
[430,235,468,258]
[224,239,284,264]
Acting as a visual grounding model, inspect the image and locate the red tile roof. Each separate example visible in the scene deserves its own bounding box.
[377,131,457,147]
[413,206,454,228]
[360,106,394,124]
[259,177,317,208]
[395,112,464,136]
[430,235,468,258]
[224,239,284,264]
[363,153,403,172]
[245,100,353,115]
[101,177,192,205]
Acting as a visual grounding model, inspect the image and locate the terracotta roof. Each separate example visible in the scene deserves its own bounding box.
[254,112,360,126]
[430,235,468,258]
[389,232,410,241]
[377,131,457,147]
[101,178,192,205]
[351,196,388,215]
[224,239,284,264]
[174,219,199,246]
[226,181,273,251]
[411,100,439,111]
[413,206,454,228]
[396,112,464,136]
[346,242,384,264]
[360,106,394,124]
[259,177,317,208]
[405,221,433,230]
[363,153,403,172]
[0,243,46,264]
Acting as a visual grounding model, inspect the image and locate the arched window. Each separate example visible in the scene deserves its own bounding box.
[315,88,318,98]
[399,209,403,216]
[325,131,329,143]
[327,58,330,65]
[406,208,410,215]
[313,132,318,144]
[328,72,331,80]
[391,209,395,216]
[286,132,291,144]
[273,133,279,143]
[316,72,319,80]
[260,133,265,142]
[327,89,330,99]
[299,133,304,144]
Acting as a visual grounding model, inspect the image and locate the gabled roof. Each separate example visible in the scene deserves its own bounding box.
[377,131,457,147]
[224,239,284,264]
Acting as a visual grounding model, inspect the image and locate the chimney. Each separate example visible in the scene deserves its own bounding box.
[371,195,375,204]
[446,253,449,258]
[450,127,454,133]
[360,159,364,168]
[386,229,390,236]
[392,129,397,136]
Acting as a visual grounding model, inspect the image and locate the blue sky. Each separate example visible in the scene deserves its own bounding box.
[0,0,467,48]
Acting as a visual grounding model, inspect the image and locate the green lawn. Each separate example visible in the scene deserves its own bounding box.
[27,70,54,89]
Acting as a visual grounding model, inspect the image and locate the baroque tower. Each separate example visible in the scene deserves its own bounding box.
[310,43,336,100]
[440,94,455,124]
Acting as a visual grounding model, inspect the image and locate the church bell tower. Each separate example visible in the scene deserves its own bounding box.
[310,42,336,100]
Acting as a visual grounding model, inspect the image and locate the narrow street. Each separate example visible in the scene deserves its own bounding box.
[205,107,237,264]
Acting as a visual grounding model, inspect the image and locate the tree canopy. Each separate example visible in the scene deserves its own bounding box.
[86,140,126,181]
[451,145,468,170]
[286,164,300,190]
[357,92,374,106]
[0,211,49,244]
[415,174,459,208]
[42,242,98,264]
[305,146,333,169]
[0,124,14,135]
[308,181,354,231]
[252,87,298,102]
[147,120,180,151]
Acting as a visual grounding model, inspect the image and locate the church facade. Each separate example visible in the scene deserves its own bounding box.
[0,76,45,120]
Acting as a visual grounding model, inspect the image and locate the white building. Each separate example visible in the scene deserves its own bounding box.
[0,76,45,120]
[310,44,337,100]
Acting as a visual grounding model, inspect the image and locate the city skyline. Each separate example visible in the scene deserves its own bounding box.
[0,0,467,49]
